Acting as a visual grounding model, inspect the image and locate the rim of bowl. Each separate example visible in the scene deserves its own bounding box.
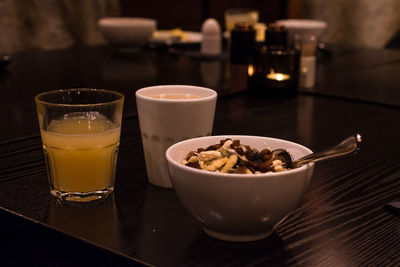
[276,19,327,29]
[136,85,217,103]
[166,135,314,179]
[98,17,156,27]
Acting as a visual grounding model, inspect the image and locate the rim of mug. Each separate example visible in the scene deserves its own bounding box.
[135,85,217,103]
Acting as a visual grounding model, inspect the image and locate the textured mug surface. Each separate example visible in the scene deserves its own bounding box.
[136,85,217,188]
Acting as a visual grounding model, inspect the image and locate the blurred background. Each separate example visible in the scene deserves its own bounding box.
[0,0,399,53]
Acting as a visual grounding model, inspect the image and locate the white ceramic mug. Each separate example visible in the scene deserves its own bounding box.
[136,85,217,188]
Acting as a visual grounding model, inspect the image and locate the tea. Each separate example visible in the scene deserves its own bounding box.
[150,94,202,100]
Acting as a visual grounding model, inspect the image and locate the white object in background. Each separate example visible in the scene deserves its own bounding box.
[300,56,316,88]
[98,17,157,47]
[275,19,327,37]
[299,35,317,88]
[276,19,327,47]
[254,22,267,42]
[201,18,222,55]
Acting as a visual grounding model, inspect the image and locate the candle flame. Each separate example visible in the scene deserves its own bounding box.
[266,69,290,81]
[248,64,254,76]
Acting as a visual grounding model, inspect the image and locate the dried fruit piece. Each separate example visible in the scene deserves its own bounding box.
[186,161,201,169]
[186,151,196,161]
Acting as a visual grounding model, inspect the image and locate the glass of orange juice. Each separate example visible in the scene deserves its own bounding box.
[35,89,124,202]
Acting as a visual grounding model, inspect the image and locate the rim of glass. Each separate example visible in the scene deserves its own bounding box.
[35,88,124,107]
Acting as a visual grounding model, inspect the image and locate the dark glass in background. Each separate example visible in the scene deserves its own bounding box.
[228,22,256,93]
[250,23,300,97]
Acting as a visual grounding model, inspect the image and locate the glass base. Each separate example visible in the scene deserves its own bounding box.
[50,188,114,202]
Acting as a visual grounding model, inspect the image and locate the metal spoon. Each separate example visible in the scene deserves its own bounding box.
[272,133,362,169]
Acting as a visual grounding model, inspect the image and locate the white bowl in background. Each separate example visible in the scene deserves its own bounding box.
[276,19,327,46]
[276,19,327,36]
[166,135,314,242]
[98,17,157,48]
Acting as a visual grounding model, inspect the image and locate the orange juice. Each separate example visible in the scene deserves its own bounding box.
[41,112,120,197]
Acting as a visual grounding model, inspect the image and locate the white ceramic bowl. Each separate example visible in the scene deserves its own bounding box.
[276,19,327,47]
[166,135,314,242]
[98,17,156,48]
[276,19,327,37]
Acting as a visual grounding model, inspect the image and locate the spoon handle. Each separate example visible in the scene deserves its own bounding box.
[294,133,362,167]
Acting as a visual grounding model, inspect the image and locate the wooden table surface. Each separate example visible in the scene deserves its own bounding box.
[0,45,399,266]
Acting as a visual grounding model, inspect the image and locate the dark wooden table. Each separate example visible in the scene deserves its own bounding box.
[0,45,399,266]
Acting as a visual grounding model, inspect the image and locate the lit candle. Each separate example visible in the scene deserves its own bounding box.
[266,71,290,81]
[248,64,255,76]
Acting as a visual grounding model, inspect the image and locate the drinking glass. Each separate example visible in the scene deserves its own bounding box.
[35,88,124,202]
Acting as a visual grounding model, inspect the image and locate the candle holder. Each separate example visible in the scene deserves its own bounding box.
[249,24,300,97]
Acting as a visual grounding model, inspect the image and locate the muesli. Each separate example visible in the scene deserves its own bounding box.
[181,139,290,174]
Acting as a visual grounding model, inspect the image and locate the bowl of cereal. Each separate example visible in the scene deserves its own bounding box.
[166,135,314,242]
